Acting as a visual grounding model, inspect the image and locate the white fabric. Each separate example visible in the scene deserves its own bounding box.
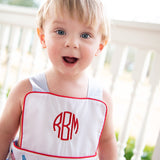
[87,78,103,100]
[8,74,107,160]
[29,73,103,100]
[29,73,49,92]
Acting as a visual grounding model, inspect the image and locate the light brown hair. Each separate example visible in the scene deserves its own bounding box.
[37,0,110,43]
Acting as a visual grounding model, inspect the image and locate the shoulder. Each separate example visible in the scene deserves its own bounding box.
[8,78,32,107]
[0,78,32,136]
[102,89,113,108]
[102,89,113,115]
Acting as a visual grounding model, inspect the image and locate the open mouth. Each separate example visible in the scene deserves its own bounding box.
[63,56,79,64]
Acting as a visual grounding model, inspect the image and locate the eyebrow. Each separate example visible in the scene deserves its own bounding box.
[52,20,65,25]
[85,25,98,33]
[51,20,97,33]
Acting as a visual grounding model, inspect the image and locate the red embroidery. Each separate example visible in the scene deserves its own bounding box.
[53,111,79,140]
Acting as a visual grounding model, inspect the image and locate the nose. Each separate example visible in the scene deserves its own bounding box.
[65,36,79,49]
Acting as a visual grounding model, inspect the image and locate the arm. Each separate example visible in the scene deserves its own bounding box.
[98,90,118,160]
[0,79,31,159]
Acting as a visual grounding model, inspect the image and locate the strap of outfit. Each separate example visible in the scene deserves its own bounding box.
[29,73,103,100]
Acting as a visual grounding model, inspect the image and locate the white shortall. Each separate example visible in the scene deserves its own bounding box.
[7,73,107,160]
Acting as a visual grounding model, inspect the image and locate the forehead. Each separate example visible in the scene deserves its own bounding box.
[46,0,100,27]
[45,12,100,35]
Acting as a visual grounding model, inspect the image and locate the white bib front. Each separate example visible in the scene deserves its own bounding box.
[7,74,108,160]
[10,92,107,160]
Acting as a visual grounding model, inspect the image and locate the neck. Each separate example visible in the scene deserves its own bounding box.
[45,68,90,97]
[47,68,89,82]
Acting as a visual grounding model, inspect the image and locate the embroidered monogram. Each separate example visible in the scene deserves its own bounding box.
[53,111,79,140]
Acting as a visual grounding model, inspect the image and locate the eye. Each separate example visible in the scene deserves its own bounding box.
[55,29,66,35]
[81,33,91,39]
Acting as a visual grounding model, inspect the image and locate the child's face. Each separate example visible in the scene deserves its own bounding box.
[40,10,103,76]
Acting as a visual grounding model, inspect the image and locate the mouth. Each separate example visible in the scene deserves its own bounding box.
[63,56,79,64]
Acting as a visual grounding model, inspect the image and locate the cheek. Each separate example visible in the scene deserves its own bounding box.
[45,37,59,53]
[45,40,59,61]
[45,35,54,47]
[80,47,96,65]
[82,45,97,58]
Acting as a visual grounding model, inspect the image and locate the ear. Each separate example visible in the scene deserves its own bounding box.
[95,40,108,56]
[37,28,46,48]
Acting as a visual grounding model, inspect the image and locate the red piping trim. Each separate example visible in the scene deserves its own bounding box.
[96,102,108,152]
[23,91,108,104]
[20,91,108,156]
[14,142,97,159]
